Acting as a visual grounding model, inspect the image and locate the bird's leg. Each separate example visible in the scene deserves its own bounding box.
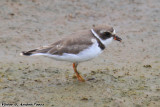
[72,63,85,82]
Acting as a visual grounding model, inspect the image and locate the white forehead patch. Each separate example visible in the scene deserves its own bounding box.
[113,29,116,34]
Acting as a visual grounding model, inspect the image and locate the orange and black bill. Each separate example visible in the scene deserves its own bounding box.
[113,35,122,42]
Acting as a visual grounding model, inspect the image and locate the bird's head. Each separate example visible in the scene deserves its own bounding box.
[91,25,122,47]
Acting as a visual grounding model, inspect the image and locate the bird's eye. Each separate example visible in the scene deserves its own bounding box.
[99,31,111,40]
[104,32,111,37]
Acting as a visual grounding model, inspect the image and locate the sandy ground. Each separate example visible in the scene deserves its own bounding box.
[0,0,160,107]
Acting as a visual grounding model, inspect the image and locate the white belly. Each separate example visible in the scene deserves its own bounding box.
[32,39,102,63]
[47,41,102,62]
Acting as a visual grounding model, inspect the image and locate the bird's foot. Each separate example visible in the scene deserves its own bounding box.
[77,74,85,82]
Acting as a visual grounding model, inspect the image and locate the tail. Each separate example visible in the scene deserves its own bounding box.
[20,46,52,56]
[20,49,38,56]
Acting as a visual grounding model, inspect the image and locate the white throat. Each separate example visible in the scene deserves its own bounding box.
[91,29,113,47]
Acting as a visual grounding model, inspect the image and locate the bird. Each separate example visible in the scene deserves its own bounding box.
[20,25,122,82]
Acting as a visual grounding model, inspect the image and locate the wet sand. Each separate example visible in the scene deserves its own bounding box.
[0,0,160,106]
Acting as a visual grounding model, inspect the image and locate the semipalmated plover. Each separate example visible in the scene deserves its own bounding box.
[20,25,122,82]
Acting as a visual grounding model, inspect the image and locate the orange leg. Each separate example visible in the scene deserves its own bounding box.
[73,63,85,82]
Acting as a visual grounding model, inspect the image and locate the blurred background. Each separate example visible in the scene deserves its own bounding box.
[0,0,160,106]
